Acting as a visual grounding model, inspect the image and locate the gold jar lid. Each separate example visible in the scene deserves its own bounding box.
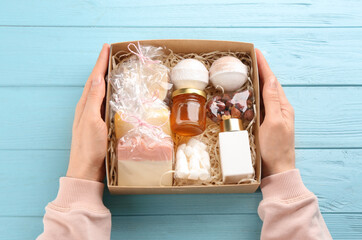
[220,118,244,132]
[172,88,207,99]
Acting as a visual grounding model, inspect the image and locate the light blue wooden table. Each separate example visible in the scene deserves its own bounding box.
[1,1,362,239]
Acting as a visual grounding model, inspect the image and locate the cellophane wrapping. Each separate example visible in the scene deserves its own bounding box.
[109,44,174,186]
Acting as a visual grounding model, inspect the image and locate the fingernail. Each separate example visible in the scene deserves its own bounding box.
[92,76,102,87]
[269,77,277,89]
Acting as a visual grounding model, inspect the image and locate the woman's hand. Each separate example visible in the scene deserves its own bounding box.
[256,49,295,178]
[66,44,110,182]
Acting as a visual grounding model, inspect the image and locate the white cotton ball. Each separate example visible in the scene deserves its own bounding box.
[196,141,207,152]
[175,149,189,179]
[187,138,201,148]
[187,137,207,152]
[189,152,201,170]
[188,170,199,180]
[188,151,201,180]
[176,148,186,161]
[184,145,194,158]
[171,59,209,90]
[178,143,187,152]
[200,151,211,171]
[209,56,248,92]
[199,169,210,181]
[182,138,210,181]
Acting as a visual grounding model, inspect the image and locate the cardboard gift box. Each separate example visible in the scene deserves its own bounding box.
[105,39,261,194]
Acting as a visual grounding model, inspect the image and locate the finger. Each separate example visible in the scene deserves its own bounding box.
[256,49,282,118]
[256,49,274,91]
[277,80,295,121]
[84,75,106,118]
[276,80,291,107]
[74,80,92,127]
[256,49,291,108]
[262,76,282,119]
[89,43,110,82]
[75,44,110,124]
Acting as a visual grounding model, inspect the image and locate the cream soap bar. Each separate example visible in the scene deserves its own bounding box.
[117,136,173,186]
[114,104,171,140]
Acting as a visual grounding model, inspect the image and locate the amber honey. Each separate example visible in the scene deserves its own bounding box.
[170,88,206,136]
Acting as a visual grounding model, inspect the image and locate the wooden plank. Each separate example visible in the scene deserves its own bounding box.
[0,150,67,217]
[1,214,361,240]
[112,214,362,240]
[0,217,44,240]
[1,27,362,86]
[1,87,361,150]
[0,0,361,27]
[0,149,361,217]
[0,87,77,150]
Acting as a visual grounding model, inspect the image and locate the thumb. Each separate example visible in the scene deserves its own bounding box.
[263,76,282,119]
[256,49,282,120]
[84,75,105,117]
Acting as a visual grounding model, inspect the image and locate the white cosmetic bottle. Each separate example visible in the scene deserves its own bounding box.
[219,118,254,184]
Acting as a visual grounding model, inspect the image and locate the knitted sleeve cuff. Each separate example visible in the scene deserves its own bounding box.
[50,177,109,213]
[260,169,312,200]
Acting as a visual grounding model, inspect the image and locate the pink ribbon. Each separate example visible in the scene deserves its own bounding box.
[127,42,163,104]
[141,89,160,105]
[119,112,167,138]
[127,42,161,64]
[124,42,168,137]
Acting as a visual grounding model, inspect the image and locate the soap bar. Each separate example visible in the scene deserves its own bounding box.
[144,66,170,100]
[144,105,171,136]
[117,136,173,186]
[219,130,254,183]
[114,112,135,140]
[114,105,171,140]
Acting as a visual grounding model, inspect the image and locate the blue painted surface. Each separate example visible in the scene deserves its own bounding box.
[0,1,362,239]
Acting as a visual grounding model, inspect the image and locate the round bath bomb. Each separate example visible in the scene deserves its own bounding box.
[209,56,248,92]
[171,59,209,90]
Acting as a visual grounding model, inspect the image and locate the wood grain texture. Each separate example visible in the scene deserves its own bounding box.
[0,149,361,216]
[1,214,361,240]
[0,0,362,27]
[1,87,361,150]
[1,1,362,238]
[1,27,362,86]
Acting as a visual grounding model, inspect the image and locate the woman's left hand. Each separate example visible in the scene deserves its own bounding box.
[66,44,110,182]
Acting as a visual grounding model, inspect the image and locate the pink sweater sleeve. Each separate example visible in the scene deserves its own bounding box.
[258,169,332,240]
[37,177,111,240]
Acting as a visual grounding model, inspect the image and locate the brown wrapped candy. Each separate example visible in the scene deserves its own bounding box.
[247,99,253,108]
[244,109,254,121]
[206,89,254,125]
[231,107,241,118]
[217,102,226,111]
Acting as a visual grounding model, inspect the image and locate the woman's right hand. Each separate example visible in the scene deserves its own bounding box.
[256,49,296,178]
[66,44,110,182]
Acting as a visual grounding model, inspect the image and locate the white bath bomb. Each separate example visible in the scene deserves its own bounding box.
[171,59,209,90]
[209,56,248,92]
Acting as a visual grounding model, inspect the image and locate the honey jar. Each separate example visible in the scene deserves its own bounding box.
[170,88,207,136]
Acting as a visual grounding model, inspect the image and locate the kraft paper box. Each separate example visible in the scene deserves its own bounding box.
[105,39,261,194]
